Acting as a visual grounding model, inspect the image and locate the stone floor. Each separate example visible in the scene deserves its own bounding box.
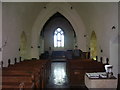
[46,61,69,88]
[46,60,88,90]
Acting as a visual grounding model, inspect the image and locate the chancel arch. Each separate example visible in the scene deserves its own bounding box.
[41,12,75,52]
[90,31,97,60]
[31,3,86,59]
[20,31,27,59]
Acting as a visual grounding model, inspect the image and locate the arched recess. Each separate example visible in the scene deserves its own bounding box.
[20,31,27,59]
[90,31,97,60]
[39,33,44,56]
[41,12,75,52]
[31,3,86,58]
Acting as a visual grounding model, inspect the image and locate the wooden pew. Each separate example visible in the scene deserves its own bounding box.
[68,59,105,86]
[1,75,34,89]
[2,82,33,90]
[2,59,51,89]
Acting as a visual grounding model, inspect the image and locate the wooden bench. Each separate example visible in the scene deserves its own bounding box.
[68,59,105,86]
[2,59,51,89]
[2,75,35,89]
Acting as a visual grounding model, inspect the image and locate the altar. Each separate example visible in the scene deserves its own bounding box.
[85,72,117,89]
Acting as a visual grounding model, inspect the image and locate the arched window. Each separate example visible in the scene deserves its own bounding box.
[90,31,97,60]
[54,28,64,47]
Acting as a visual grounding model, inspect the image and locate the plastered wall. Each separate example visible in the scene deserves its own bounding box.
[71,2,118,58]
[71,2,118,76]
[0,2,1,86]
[89,3,118,77]
[2,3,46,67]
[110,38,118,77]
[0,2,2,67]
[118,2,120,74]
[2,3,23,66]
[118,35,120,74]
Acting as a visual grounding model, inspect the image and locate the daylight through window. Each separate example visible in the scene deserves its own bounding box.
[54,28,64,47]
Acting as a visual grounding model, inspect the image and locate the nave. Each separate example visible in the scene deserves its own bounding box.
[0,2,119,90]
[2,56,112,89]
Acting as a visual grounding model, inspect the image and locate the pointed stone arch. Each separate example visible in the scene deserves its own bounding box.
[31,3,86,58]
[20,31,27,59]
[90,31,97,60]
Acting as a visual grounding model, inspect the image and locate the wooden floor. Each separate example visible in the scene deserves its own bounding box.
[46,59,88,89]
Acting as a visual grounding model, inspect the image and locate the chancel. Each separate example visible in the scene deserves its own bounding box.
[0,2,119,90]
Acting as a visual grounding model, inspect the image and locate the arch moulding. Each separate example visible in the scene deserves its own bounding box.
[31,3,86,58]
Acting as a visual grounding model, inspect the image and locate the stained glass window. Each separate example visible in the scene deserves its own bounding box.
[54,28,64,47]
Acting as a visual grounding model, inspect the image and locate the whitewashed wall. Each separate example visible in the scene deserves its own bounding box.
[0,3,1,87]
[0,2,2,68]
[118,2,120,74]
[71,2,118,76]
[3,3,24,66]
[118,34,120,74]
[110,37,118,77]
[2,3,46,67]
[90,3,118,77]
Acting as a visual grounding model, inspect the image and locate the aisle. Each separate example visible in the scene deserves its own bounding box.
[46,61,69,89]
[46,60,88,90]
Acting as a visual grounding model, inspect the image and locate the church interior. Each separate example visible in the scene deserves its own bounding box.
[0,2,119,89]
